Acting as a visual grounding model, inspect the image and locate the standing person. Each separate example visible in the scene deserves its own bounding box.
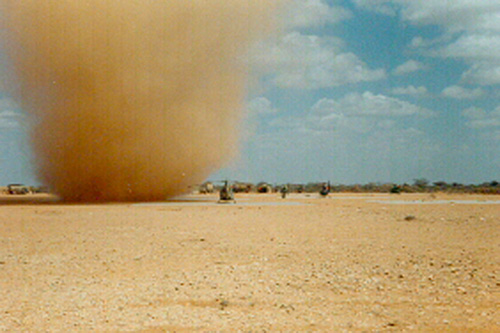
[280,184,289,199]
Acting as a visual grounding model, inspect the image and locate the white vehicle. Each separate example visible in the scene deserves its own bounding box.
[7,184,30,195]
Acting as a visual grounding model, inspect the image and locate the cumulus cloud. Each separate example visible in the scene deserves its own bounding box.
[466,118,500,129]
[311,92,433,118]
[434,34,500,85]
[355,1,500,86]
[461,62,500,86]
[397,1,500,33]
[462,106,488,119]
[283,0,352,30]
[434,33,500,85]
[437,34,500,61]
[462,105,500,129]
[237,91,441,183]
[0,111,18,128]
[267,92,432,135]
[241,97,279,142]
[393,60,427,75]
[442,85,485,99]
[0,98,22,129]
[356,1,500,32]
[352,0,398,16]
[249,0,387,90]
[250,32,386,89]
[391,85,428,96]
[409,36,431,49]
[246,97,278,115]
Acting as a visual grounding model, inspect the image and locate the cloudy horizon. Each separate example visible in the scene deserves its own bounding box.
[213,0,499,185]
[1,0,499,186]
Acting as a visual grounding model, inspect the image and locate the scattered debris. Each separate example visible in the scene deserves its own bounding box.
[219,300,229,310]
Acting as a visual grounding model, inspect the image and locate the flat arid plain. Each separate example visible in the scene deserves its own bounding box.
[1,193,498,331]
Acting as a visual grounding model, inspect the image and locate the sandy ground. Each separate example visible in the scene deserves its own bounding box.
[0,192,498,331]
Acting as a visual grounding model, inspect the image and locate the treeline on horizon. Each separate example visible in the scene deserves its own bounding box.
[203,178,500,195]
[1,179,499,195]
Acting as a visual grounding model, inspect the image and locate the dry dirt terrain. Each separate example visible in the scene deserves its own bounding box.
[0,192,498,331]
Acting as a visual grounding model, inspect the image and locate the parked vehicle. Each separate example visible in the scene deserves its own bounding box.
[7,184,30,195]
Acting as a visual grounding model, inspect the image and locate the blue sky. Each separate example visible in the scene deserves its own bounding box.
[1,0,500,186]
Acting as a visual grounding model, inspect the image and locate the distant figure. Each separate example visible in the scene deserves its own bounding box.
[280,184,289,199]
[320,182,330,197]
[218,180,235,203]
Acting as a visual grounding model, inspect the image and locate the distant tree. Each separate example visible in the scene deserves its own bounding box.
[401,183,416,193]
[379,183,394,193]
[305,182,321,193]
[362,182,377,192]
[351,184,362,192]
[413,178,429,189]
[390,184,401,194]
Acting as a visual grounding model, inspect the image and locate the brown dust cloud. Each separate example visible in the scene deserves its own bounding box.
[1,1,282,202]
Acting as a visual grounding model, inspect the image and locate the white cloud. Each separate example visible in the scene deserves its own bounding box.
[268,92,432,135]
[463,105,500,129]
[250,32,386,89]
[462,107,488,119]
[355,1,500,86]
[391,85,428,96]
[311,92,433,118]
[252,96,439,184]
[461,62,500,86]
[434,34,500,85]
[283,0,352,30]
[241,97,280,141]
[441,85,485,99]
[466,118,500,129]
[246,97,278,115]
[397,1,500,33]
[437,34,500,61]
[393,60,427,75]
[354,1,500,32]
[352,0,398,16]
[409,36,426,48]
[0,98,23,129]
[0,110,21,129]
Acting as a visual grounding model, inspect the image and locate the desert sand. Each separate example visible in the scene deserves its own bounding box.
[0,192,498,331]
